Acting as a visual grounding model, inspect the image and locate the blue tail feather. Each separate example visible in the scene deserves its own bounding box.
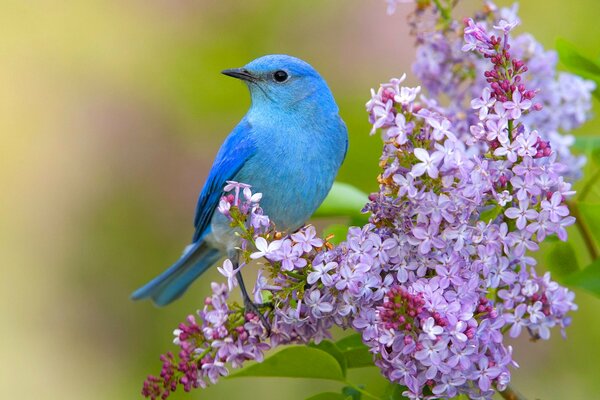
[131,240,222,306]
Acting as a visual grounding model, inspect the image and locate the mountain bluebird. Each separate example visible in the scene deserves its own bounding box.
[132,54,348,317]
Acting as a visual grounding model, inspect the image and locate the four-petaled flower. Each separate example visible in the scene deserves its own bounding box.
[504,200,538,230]
[250,237,282,260]
[411,148,444,179]
[503,90,532,119]
[217,259,239,291]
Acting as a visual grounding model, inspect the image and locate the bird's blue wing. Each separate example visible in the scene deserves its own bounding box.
[192,119,256,242]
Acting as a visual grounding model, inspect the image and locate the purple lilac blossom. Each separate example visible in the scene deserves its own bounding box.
[143,2,581,399]
[361,3,577,397]
[407,1,594,180]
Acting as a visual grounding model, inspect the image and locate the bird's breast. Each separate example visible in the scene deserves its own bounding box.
[241,118,345,229]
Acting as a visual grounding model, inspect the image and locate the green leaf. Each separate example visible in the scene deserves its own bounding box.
[546,242,579,280]
[309,340,348,377]
[565,258,600,297]
[573,137,600,164]
[577,203,600,244]
[478,204,502,223]
[342,386,362,400]
[573,136,600,151]
[229,346,345,381]
[323,224,350,245]
[336,333,364,351]
[315,181,369,221]
[344,348,374,369]
[335,334,374,369]
[383,383,409,400]
[305,393,348,400]
[556,38,600,77]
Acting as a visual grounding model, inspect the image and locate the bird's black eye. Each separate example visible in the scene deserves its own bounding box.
[273,70,289,83]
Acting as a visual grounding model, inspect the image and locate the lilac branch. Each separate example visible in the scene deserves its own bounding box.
[499,385,527,400]
[569,201,599,260]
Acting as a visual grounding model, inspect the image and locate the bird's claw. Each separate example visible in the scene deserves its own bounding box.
[244,299,272,335]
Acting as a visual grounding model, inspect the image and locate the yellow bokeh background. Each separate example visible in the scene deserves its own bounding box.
[2,1,599,399]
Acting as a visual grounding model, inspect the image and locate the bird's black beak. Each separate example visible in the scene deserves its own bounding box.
[221,68,257,82]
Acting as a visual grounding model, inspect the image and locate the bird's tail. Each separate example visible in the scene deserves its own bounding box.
[131,240,221,306]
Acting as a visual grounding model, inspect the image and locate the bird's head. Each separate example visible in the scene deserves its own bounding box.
[222,54,336,113]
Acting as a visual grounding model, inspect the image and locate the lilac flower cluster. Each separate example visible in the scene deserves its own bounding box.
[142,2,583,399]
[142,184,345,399]
[141,283,269,399]
[407,1,594,180]
[359,3,578,397]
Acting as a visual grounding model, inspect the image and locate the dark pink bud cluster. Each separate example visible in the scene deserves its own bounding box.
[534,136,552,158]
[178,315,201,341]
[379,286,425,331]
[142,352,180,400]
[476,296,496,318]
[483,48,534,105]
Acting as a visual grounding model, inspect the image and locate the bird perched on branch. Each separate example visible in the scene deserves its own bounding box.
[131,54,348,321]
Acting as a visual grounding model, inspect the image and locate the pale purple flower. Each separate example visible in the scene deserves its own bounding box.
[503,90,532,119]
[271,239,306,271]
[471,88,496,120]
[304,289,334,317]
[217,197,231,216]
[242,186,262,203]
[422,317,443,340]
[307,262,337,286]
[217,259,239,291]
[527,301,545,324]
[394,85,421,104]
[541,192,569,222]
[504,200,538,230]
[426,115,456,140]
[250,237,282,259]
[387,113,409,145]
[411,224,446,254]
[411,148,444,178]
[370,100,395,134]
[493,19,518,34]
[504,303,528,338]
[471,358,502,392]
[291,225,323,252]
[202,360,229,384]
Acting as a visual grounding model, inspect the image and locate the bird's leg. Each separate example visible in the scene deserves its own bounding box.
[229,251,272,333]
[236,270,272,333]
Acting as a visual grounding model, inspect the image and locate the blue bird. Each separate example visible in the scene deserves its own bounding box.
[131,54,348,314]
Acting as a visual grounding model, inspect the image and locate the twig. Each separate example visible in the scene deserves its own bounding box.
[578,167,600,202]
[432,0,451,22]
[499,384,528,400]
[569,201,599,260]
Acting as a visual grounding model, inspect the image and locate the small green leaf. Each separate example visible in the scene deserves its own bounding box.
[323,224,350,245]
[229,346,345,381]
[565,258,600,297]
[315,181,369,220]
[574,137,600,164]
[478,204,502,223]
[573,136,600,151]
[342,386,362,400]
[383,383,409,400]
[335,334,374,369]
[577,203,600,244]
[546,242,579,280]
[556,38,600,76]
[305,393,348,400]
[344,348,374,369]
[336,333,364,351]
[309,340,348,377]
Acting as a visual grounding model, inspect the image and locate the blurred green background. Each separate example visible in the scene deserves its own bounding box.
[2,1,600,399]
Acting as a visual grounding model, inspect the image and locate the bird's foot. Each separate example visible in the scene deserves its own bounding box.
[244,299,272,335]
